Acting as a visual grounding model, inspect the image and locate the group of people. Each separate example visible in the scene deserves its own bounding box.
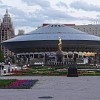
[0,62,4,70]
[0,61,11,74]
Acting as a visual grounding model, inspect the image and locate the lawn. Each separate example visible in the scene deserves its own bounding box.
[8,65,100,76]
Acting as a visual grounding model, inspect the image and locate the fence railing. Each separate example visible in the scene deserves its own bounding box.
[45,60,76,66]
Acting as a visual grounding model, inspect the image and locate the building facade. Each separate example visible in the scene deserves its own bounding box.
[64,24,100,37]
[18,29,25,35]
[0,9,15,56]
[2,24,100,65]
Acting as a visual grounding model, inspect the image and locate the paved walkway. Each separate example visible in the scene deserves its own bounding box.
[0,76,100,100]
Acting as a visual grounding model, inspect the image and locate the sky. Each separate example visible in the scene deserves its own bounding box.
[0,0,100,35]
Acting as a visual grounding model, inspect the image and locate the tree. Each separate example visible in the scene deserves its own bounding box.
[11,56,15,64]
[0,50,5,62]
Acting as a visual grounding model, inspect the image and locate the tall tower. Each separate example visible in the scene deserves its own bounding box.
[0,9,15,56]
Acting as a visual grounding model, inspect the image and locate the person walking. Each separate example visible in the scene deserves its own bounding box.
[8,62,11,66]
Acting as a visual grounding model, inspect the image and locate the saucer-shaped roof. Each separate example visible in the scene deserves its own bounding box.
[2,24,100,53]
[3,24,100,42]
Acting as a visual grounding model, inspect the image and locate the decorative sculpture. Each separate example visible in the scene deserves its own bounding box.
[58,36,62,51]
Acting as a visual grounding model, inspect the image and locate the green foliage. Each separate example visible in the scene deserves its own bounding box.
[78,70,100,76]
[6,65,100,76]
[0,50,5,62]
[11,56,15,64]
[0,79,16,87]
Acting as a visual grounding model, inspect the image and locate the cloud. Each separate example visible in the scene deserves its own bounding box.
[97,15,100,17]
[78,16,100,23]
[7,7,42,25]
[39,7,77,21]
[8,7,46,27]
[14,17,44,27]
[0,4,10,8]
[56,1,68,9]
[0,1,11,9]
[15,26,36,34]
[8,4,77,28]
[9,7,27,18]
[70,1,100,12]
[2,0,99,35]
[22,0,50,8]
[0,4,12,18]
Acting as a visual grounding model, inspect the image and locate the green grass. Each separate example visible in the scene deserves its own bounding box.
[77,70,100,76]
[7,65,100,76]
[0,79,16,88]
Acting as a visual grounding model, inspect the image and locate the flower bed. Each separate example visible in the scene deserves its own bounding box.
[0,79,38,89]
[0,79,16,88]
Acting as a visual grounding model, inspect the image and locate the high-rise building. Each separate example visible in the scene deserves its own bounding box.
[0,9,15,56]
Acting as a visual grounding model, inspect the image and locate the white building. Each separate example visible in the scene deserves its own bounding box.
[64,24,100,37]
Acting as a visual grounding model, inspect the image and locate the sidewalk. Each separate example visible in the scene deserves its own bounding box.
[0,76,100,100]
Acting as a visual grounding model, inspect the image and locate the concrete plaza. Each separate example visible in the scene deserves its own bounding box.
[0,76,100,100]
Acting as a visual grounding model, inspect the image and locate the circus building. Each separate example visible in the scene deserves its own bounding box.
[2,24,100,65]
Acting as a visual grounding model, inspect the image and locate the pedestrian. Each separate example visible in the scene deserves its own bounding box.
[96,64,98,68]
[8,62,11,66]
[2,65,4,70]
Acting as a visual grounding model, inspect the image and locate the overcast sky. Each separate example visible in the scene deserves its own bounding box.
[0,0,100,34]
